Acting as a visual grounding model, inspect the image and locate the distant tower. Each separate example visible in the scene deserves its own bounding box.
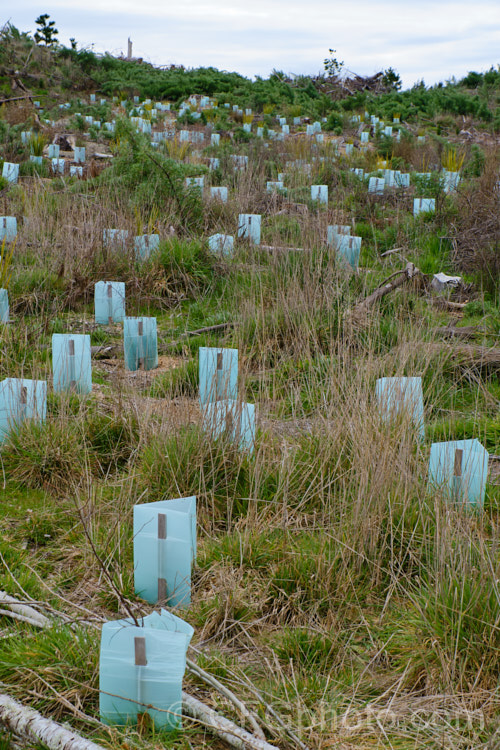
[127,37,132,59]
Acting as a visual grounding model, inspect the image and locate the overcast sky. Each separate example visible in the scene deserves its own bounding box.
[6,1,500,88]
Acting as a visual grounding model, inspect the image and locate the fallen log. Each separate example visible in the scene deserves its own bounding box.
[0,693,105,750]
[424,343,500,369]
[0,592,50,628]
[432,325,484,340]
[428,298,469,311]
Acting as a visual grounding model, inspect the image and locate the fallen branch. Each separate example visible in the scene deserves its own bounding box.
[182,691,278,750]
[183,322,237,337]
[432,325,483,340]
[0,592,50,628]
[0,692,105,750]
[186,658,265,740]
[346,262,421,323]
[428,298,469,311]
[423,343,500,369]
[0,95,35,104]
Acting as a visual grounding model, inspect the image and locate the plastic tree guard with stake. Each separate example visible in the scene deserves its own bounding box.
[133,496,196,607]
[428,438,489,507]
[99,609,194,730]
[123,317,158,371]
[199,347,238,405]
[0,378,47,443]
[52,334,92,394]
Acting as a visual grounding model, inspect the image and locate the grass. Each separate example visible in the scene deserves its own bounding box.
[0,51,499,750]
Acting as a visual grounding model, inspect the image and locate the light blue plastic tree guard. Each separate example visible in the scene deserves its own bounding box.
[210,134,220,146]
[243,123,251,133]
[393,116,400,123]
[306,124,314,136]
[84,116,93,125]
[103,229,129,248]
[21,131,31,144]
[0,378,47,443]
[99,609,193,729]
[70,166,83,177]
[2,163,19,184]
[375,377,425,440]
[208,234,234,256]
[51,159,65,174]
[256,127,264,138]
[394,172,410,188]
[345,144,353,156]
[315,134,324,144]
[209,157,219,170]
[384,126,393,137]
[442,170,460,193]
[368,177,385,195]
[238,214,261,245]
[282,124,290,135]
[134,234,160,261]
[414,198,435,216]
[203,400,255,452]
[313,121,322,133]
[73,147,85,164]
[360,132,369,143]
[90,94,96,102]
[0,289,9,323]
[0,217,17,243]
[428,439,489,507]
[266,181,284,193]
[133,496,196,607]
[232,155,248,169]
[383,170,395,187]
[417,135,426,143]
[48,144,60,159]
[311,185,328,204]
[124,317,158,371]
[327,225,350,245]
[210,186,228,203]
[351,168,365,179]
[336,235,362,269]
[52,334,92,394]
[185,177,204,190]
[29,155,42,166]
[199,347,238,405]
[95,281,125,324]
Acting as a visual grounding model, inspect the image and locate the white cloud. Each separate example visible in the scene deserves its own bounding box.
[6,1,500,86]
